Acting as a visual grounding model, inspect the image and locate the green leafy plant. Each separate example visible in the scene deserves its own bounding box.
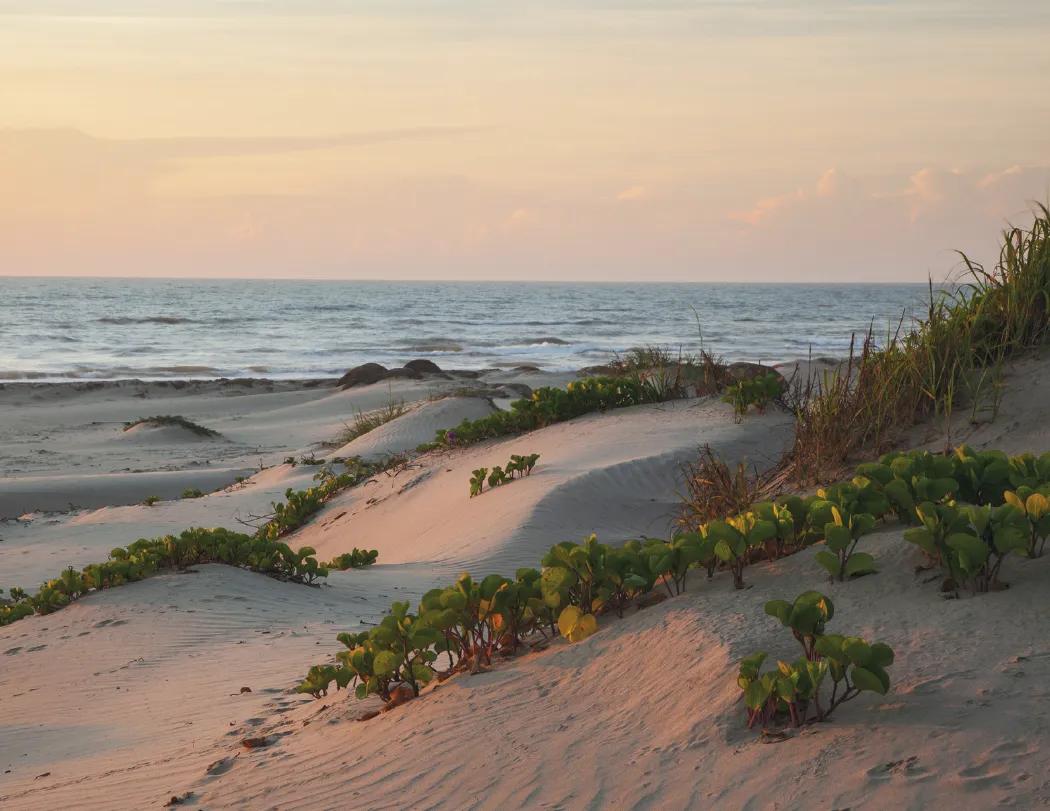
[764,591,835,660]
[541,534,608,616]
[903,499,1031,594]
[1,527,332,627]
[0,460,389,628]
[325,548,379,570]
[142,495,160,507]
[813,505,878,581]
[296,663,352,698]
[1003,489,1050,557]
[599,543,654,615]
[469,468,489,497]
[181,488,204,499]
[256,459,378,540]
[739,592,893,730]
[428,375,670,451]
[722,373,784,421]
[705,512,776,588]
[639,533,708,596]
[506,453,540,478]
[752,498,809,558]
[421,570,547,671]
[557,605,598,642]
[339,602,440,699]
[469,454,541,496]
[950,503,1029,592]
[487,466,509,489]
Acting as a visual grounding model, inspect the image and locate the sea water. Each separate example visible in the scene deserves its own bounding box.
[0,278,933,381]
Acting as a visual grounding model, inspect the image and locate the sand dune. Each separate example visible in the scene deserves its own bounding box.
[5,359,1050,810]
[6,528,1047,810]
[182,528,1049,811]
[301,397,794,575]
[0,563,436,810]
[332,396,498,460]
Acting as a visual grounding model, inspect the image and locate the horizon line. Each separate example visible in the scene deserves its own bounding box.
[0,275,936,286]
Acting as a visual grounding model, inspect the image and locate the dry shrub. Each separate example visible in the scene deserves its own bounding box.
[678,445,772,530]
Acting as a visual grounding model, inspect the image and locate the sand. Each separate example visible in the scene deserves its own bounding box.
[3,360,1050,810]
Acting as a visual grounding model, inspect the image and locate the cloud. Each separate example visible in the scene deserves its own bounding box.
[615,185,650,202]
[724,163,1050,280]
[2,122,1048,282]
[0,126,482,161]
[732,165,1049,228]
[503,207,539,231]
[729,169,857,225]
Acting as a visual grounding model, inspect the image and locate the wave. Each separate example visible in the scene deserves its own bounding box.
[0,370,81,381]
[97,316,197,325]
[397,339,465,353]
[23,334,81,343]
[310,304,359,312]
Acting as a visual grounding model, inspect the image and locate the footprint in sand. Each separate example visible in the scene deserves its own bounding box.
[205,757,236,776]
[4,646,22,655]
[866,755,931,783]
[957,741,1035,790]
[957,761,1011,789]
[27,644,47,652]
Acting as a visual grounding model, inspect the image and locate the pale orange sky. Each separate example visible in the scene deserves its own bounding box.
[1,1,1048,281]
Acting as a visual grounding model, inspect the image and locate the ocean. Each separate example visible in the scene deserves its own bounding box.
[1,278,934,381]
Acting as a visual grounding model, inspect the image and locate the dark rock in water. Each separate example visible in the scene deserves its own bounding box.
[727,362,784,384]
[498,383,533,399]
[404,358,442,374]
[339,363,388,388]
[512,364,541,372]
[383,367,422,381]
[579,364,619,376]
[449,370,482,379]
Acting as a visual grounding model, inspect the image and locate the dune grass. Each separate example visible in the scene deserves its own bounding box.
[335,400,410,446]
[123,414,220,438]
[786,203,1050,482]
[610,343,732,400]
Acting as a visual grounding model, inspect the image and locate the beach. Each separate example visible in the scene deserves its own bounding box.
[2,346,1050,810]
[5,0,1050,805]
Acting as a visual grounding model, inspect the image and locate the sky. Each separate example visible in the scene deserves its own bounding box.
[1,0,1049,282]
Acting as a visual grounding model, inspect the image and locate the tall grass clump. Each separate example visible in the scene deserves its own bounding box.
[679,445,772,528]
[610,343,731,401]
[335,400,410,445]
[789,204,1050,482]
